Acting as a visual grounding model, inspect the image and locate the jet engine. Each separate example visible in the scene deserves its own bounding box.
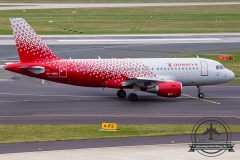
[146,82,182,97]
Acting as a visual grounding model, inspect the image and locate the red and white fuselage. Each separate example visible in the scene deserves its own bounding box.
[4,18,235,101]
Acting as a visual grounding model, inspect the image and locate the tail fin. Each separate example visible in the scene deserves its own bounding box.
[10,18,61,62]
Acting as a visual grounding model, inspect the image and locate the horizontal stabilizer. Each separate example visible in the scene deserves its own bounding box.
[19,66,45,74]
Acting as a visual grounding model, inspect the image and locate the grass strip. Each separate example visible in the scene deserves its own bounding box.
[1,5,240,34]
[0,124,240,144]
[172,51,240,81]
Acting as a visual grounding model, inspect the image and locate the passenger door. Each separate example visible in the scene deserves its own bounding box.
[200,61,208,76]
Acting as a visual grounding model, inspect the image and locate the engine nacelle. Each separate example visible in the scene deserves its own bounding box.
[147,82,182,97]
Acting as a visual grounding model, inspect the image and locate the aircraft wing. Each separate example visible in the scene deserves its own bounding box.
[122,75,177,87]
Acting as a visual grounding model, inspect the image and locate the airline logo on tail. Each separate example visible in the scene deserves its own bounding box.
[10,18,61,62]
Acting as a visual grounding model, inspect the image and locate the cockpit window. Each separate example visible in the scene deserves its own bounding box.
[216,65,224,70]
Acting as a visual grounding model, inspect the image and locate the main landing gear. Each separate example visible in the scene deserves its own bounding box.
[117,89,126,98]
[128,93,138,101]
[117,89,138,101]
[197,85,204,98]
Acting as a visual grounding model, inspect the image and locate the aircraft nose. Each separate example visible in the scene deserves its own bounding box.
[228,70,235,81]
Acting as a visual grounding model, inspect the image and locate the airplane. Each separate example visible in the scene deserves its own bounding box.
[4,18,235,101]
[202,123,220,140]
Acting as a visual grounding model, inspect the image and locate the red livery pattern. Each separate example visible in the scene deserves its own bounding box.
[6,18,235,101]
[11,18,61,62]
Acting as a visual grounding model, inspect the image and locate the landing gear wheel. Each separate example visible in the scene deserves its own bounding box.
[117,90,126,98]
[197,85,204,98]
[198,93,204,98]
[128,93,138,101]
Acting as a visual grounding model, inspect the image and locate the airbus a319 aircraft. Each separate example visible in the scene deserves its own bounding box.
[4,18,235,101]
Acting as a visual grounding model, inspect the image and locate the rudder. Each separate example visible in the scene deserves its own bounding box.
[10,18,61,62]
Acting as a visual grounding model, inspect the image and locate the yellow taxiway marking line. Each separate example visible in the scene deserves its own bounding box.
[181,94,221,105]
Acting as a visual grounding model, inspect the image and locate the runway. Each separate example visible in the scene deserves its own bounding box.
[1,2,240,10]
[0,78,239,124]
[0,39,240,66]
[1,134,240,154]
[1,34,240,45]
[0,30,239,157]
[0,35,240,124]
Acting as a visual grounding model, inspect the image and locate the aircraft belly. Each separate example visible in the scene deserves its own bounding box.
[176,75,192,86]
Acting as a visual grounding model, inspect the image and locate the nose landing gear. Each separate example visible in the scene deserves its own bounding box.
[197,86,204,98]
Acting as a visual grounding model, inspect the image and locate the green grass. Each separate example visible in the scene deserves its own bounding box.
[1,5,240,34]
[0,124,240,144]
[1,0,240,3]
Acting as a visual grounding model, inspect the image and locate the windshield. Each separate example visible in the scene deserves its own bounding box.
[216,65,224,70]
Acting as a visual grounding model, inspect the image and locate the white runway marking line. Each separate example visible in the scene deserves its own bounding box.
[55,44,142,54]
[0,93,238,103]
[0,60,19,61]
[0,115,238,118]
[185,86,240,88]
[57,38,221,42]
[181,94,221,104]
[0,56,19,59]
[0,92,115,98]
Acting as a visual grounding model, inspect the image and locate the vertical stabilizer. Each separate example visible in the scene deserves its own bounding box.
[10,18,61,62]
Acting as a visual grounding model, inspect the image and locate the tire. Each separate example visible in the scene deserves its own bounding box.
[128,93,138,101]
[198,93,204,98]
[117,90,126,98]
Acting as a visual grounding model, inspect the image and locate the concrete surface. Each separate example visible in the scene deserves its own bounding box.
[0,143,239,160]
